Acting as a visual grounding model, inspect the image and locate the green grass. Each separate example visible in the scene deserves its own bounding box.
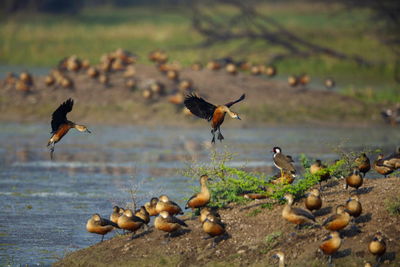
[385,195,400,216]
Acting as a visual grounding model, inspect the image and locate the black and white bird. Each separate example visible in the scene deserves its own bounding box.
[272,147,296,177]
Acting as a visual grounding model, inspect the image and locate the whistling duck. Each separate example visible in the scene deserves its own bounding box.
[117,209,146,236]
[123,65,136,78]
[238,61,251,71]
[225,63,237,75]
[15,80,30,92]
[324,78,335,89]
[154,211,188,237]
[144,197,159,216]
[355,153,371,176]
[149,81,165,95]
[47,98,91,160]
[323,205,351,231]
[81,59,90,69]
[184,93,245,143]
[149,49,168,63]
[60,76,74,89]
[243,192,268,199]
[265,65,277,77]
[114,48,136,64]
[368,232,386,263]
[20,71,33,85]
[185,175,211,211]
[191,62,203,71]
[299,73,310,86]
[364,263,372,267]
[142,88,153,100]
[305,188,322,212]
[111,58,125,71]
[135,206,150,224]
[168,92,184,105]
[86,213,118,242]
[288,75,298,87]
[310,159,330,187]
[373,154,395,177]
[381,150,400,169]
[45,75,55,87]
[202,214,225,246]
[282,193,315,229]
[125,78,137,90]
[381,106,400,125]
[110,206,123,224]
[199,207,221,223]
[87,67,99,78]
[179,79,193,92]
[346,195,362,219]
[346,168,363,192]
[4,72,17,86]
[319,231,341,264]
[156,195,184,215]
[250,65,261,75]
[272,251,285,267]
[272,147,296,178]
[66,55,81,72]
[167,70,179,81]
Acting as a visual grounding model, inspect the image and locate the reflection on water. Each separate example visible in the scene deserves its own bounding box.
[0,123,398,265]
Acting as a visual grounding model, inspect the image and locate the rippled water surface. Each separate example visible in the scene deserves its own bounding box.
[0,123,398,266]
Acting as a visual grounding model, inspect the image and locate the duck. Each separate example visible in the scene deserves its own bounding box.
[199,207,221,223]
[86,213,118,242]
[272,251,285,267]
[324,78,335,89]
[265,66,277,77]
[156,195,184,215]
[381,150,400,170]
[185,175,211,212]
[125,78,137,90]
[179,79,193,92]
[135,206,150,224]
[345,168,363,192]
[346,195,362,219]
[87,67,99,78]
[355,153,371,176]
[288,75,298,87]
[19,71,33,86]
[110,206,123,224]
[167,70,179,81]
[310,159,330,187]
[305,188,322,212]
[144,197,159,216]
[184,93,245,143]
[149,81,165,95]
[47,98,91,160]
[319,231,342,264]
[322,205,351,231]
[373,154,395,177]
[154,211,188,237]
[44,75,55,87]
[368,232,386,263]
[299,73,310,86]
[282,193,315,229]
[117,209,146,236]
[202,214,226,246]
[250,65,261,75]
[381,105,400,125]
[191,62,203,71]
[225,63,237,75]
[272,147,296,178]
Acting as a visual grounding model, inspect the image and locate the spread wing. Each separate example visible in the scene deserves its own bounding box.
[225,94,245,108]
[292,207,315,221]
[51,98,73,133]
[184,94,216,121]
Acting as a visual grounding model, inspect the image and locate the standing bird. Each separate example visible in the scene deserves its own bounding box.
[368,232,386,264]
[47,98,91,160]
[346,168,363,193]
[322,205,351,231]
[185,175,211,212]
[144,197,159,216]
[110,206,123,224]
[282,193,315,229]
[184,93,245,143]
[346,195,362,220]
[310,159,330,188]
[202,214,226,247]
[199,207,221,223]
[154,211,188,238]
[272,251,285,267]
[319,232,342,264]
[156,195,184,215]
[355,153,371,177]
[272,147,296,178]
[135,206,150,225]
[117,209,146,237]
[373,154,395,177]
[305,189,322,213]
[86,213,119,242]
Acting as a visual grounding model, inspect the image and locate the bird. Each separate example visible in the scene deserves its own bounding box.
[309,159,330,187]
[225,63,237,75]
[345,168,363,192]
[86,213,118,242]
[272,251,285,267]
[135,206,150,224]
[117,209,146,237]
[144,197,159,216]
[346,195,362,219]
[305,188,322,213]
[185,175,211,212]
[272,147,296,178]
[299,73,310,86]
[373,154,395,177]
[288,75,298,87]
[156,195,184,215]
[265,66,277,77]
[154,211,188,238]
[184,93,245,143]
[322,205,351,231]
[110,206,123,224]
[355,153,371,177]
[319,231,342,264]
[368,232,386,264]
[381,150,400,170]
[324,78,335,89]
[47,98,91,160]
[199,207,221,224]
[381,106,400,125]
[282,193,315,229]
[202,214,226,247]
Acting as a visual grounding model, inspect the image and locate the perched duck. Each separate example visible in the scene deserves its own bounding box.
[368,232,386,263]
[110,206,123,224]
[179,79,193,92]
[199,207,221,224]
[117,209,146,236]
[272,251,285,267]
[288,75,298,87]
[319,232,342,264]
[156,195,184,215]
[135,206,150,224]
[381,106,400,125]
[299,73,310,86]
[154,211,188,237]
[282,193,315,229]
[184,93,245,143]
[323,205,351,231]
[144,197,159,216]
[86,213,118,242]
[310,159,330,187]
[373,154,394,177]
[225,63,237,75]
[272,147,296,178]
[202,214,225,245]
[185,175,211,211]
[355,153,371,176]
[381,151,400,170]
[44,75,55,87]
[305,189,322,212]
[47,99,91,160]
[191,62,203,71]
[265,66,277,77]
[345,168,363,192]
[346,195,362,219]
[324,78,335,89]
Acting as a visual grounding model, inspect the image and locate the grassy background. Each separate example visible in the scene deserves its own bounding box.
[0,2,399,103]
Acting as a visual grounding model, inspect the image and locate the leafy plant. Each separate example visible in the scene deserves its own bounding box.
[385,196,400,216]
[247,208,262,217]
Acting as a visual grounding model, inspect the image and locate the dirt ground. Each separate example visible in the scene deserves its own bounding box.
[55,177,400,267]
[0,63,380,126]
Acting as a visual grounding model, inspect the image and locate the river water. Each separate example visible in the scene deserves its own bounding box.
[0,123,398,266]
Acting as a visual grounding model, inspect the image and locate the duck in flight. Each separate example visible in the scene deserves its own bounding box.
[47,98,91,159]
[184,93,245,143]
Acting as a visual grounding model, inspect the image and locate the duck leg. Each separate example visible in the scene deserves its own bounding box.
[101,235,104,242]
[211,129,216,144]
[49,143,55,160]
[217,127,224,142]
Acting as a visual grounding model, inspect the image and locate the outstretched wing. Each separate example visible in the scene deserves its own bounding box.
[184,94,216,121]
[51,98,73,133]
[225,94,245,108]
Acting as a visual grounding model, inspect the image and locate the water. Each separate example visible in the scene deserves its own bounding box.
[0,123,398,266]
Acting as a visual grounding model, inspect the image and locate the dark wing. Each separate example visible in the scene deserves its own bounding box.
[322,214,337,226]
[51,98,74,133]
[225,94,245,108]
[184,94,216,121]
[100,218,119,228]
[274,154,296,173]
[322,234,333,242]
[292,207,315,221]
[169,216,188,227]
[185,193,199,209]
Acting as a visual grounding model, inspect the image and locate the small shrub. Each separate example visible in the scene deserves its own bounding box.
[385,196,400,216]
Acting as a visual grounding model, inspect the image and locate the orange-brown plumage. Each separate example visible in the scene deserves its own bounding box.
[186,175,211,210]
[323,205,351,231]
[319,231,341,264]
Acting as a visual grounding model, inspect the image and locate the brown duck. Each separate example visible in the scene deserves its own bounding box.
[319,231,342,264]
[282,193,315,229]
[144,197,159,216]
[322,205,351,231]
[373,154,394,177]
[117,209,146,236]
[86,213,118,242]
[368,232,386,263]
[355,153,371,176]
[345,168,363,192]
[156,195,184,215]
[154,211,188,237]
[185,175,211,211]
[346,195,362,219]
[305,188,322,212]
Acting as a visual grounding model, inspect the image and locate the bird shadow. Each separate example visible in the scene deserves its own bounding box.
[353,186,373,195]
[355,213,372,224]
[340,224,362,238]
[333,248,352,259]
[131,229,153,239]
[382,251,396,261]
[321,180,339,190]
[314,207,332,217]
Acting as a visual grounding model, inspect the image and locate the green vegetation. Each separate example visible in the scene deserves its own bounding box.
[260,231,282,254]
[246,208,262,217]
[385,195,400,216]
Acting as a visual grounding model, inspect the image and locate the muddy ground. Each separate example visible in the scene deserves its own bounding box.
[55,177,399,267]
